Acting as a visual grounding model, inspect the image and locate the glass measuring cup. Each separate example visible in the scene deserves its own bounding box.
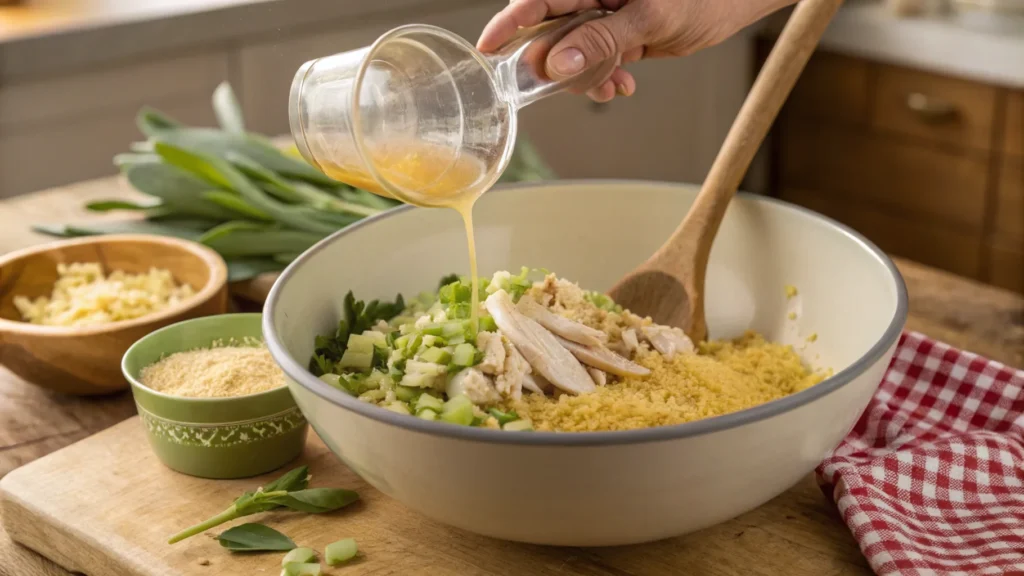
[288,10,616,208]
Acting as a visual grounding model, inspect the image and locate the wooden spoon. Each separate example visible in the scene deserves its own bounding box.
[606,0,844,343]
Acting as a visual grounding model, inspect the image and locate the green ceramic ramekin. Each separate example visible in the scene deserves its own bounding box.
[122,313,308,479]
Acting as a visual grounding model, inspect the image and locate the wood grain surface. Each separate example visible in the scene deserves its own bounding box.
[0,174,1021,576]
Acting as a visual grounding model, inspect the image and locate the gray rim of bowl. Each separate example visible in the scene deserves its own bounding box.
[263,180,909,447]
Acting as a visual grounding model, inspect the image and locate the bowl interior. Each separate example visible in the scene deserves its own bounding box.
[0,237,216,323]
[268,181,903,422]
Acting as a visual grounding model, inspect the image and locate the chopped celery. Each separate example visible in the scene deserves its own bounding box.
[325,538,358,566]
[442,321,468,339]
[447,335,466,345]
[488,408,519,426]
[358,389,387,402]
[440,395,475,426]
[413,393,444,414]
[418,408,439,421]
[318,373,342,388]
[421,323,445,336]
[346,333,375,354]
[479,316,498,333]
[385,401,411,415]
[406,333,423,352]
[282,562,321,576]
[395,385,422,403]
[503,419,534,431]
[338,349,372,370]
[393,335,410,350]
[282,548,317,567]
[420,334,445,348]
[419,347,451,364]
[400,373,433,388]
[451,343,476,367]
[361,330,388,348]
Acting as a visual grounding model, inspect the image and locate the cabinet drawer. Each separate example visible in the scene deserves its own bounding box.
[780,124,989,229]
[782,49,871,126]
[1006,91,1023,156]
[239,2,496,137]
[995,155,1023,244]
[872,64,998,151]
[0,52,229,129]
[781,188,982,278]
[0,98,218,198]
[987,240,1024,294]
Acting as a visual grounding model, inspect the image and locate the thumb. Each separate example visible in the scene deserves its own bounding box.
[545,7,643,80]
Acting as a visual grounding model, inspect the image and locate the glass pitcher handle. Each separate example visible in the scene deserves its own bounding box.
[488,9,619,109]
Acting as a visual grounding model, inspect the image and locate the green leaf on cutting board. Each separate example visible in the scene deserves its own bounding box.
[31,223,75,237]
[212,82,246,134]
[113,152,161,168]
[273,252,303,264]
[151,141,235,190]
[217,523,296,552]
[225,151,305,204]
[198,222,325,258]
[264,488,360,514]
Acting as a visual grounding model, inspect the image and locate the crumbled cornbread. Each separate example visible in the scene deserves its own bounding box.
[14,262,195,327]
[507,332,825,432]
[141,340,285,398]
[785,285,799,299]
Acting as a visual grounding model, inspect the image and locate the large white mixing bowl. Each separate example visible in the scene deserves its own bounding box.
[264,180,907,546]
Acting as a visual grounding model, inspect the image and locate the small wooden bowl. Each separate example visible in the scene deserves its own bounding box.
[0,235,228,395]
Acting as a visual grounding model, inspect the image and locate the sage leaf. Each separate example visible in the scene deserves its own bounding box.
[85,199,161,212]
[260,465,310,493]
[136,107,181,136]
[201,190,272,221]
[217,523,296,552]
[31,224,75,237]
[212,82,246,134]
[266,488,360,514]
[113,152,161,168]
[200,225,325,258]
[227,258,285,282]
[64,220,204,240]
[124,162,239,220]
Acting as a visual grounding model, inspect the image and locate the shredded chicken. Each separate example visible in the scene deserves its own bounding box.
[516,297,607,347]
[485,290,595,395]
[555,336,651,377]
[495,341,530,400]
[522,373,552,395]
[641,325,695,360]
[476,331,506,375]
[622,328,640,356]
[587,367,607,387]
[447,368,501,405]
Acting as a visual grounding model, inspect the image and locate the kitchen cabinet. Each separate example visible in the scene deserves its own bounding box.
[763,39,1024,293]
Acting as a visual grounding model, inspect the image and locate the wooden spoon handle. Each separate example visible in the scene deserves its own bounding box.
[664,0,844,267]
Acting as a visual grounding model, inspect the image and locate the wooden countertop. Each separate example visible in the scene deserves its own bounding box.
[0,175,1022,576]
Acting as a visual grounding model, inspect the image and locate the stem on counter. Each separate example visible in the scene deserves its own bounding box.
[167,506,239,544]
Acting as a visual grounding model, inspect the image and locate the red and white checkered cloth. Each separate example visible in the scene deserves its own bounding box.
[817,331,1024,576]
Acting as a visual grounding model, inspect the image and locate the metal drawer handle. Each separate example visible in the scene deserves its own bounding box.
[906,92,959,123]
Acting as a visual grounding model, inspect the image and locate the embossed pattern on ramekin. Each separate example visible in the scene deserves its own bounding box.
[136,405,306,447]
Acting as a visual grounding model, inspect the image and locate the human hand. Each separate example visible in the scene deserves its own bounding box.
[477,0,798,102]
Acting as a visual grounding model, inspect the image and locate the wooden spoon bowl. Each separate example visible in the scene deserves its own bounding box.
[0,235,228,395]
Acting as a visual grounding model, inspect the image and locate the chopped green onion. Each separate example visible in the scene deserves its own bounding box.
[488,408,519,426]
[479,316,498,333]
[419,347,451,364]
[413,393,444,414]
[451,343,476,367]
[503,419,534,431]
[282,562,321,576]
[440,395,475,426]
[395,385,422,403]
[282,548,317,567]
[385,402,411,415]
[325,538,358,566]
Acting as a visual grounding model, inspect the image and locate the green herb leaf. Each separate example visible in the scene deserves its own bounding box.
[217,523,296,552]
[488,408,520,426]
[265,488,360,514]
[85,199,162,212]
[124,162,240,220]
[226,258,286,282]
[212,82,246,134]
[136,107,182,136]
[201,190,273,221]
[262,466,311,493]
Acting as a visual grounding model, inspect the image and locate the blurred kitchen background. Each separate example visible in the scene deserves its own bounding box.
[0,0,1021,293]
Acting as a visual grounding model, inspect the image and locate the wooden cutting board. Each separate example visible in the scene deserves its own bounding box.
[0,417,873,576]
